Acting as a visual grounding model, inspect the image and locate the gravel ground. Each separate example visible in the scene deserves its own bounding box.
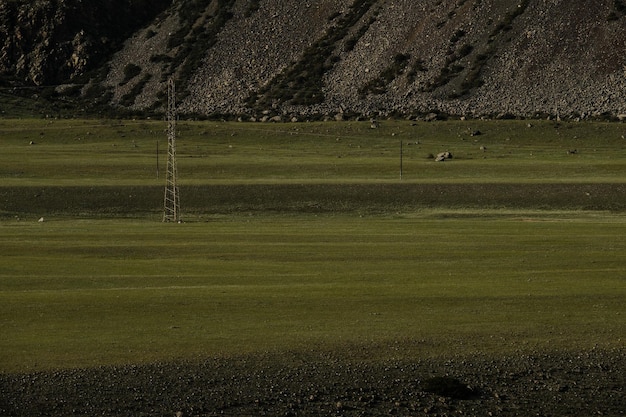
[1,348,624,417]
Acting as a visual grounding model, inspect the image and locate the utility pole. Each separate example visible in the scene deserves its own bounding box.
[163,78,181,222]
[400,139,403,181]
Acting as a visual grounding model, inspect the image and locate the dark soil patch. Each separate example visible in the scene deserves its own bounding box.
[2,183,626,217]
[1,349,624,416]
[422,376,480,400]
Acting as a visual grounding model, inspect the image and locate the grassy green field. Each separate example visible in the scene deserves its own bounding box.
[1,118,625,373]
[1,117,626,185]
[2,213,625,373]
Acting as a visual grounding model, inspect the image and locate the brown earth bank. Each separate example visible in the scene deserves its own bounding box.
[2,183,626,217]
[0,348,624,416]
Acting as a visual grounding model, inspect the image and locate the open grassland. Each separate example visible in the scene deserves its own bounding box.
[0,118,625,375]
[1,213,625,373]
[1,119,625,416]
[2,118,626,216]
[1,118,626,186]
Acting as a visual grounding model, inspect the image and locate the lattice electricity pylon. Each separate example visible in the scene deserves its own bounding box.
[163,78,181,222]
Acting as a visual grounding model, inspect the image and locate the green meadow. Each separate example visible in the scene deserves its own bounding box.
[2,117,626,186]
[0,118,625,372]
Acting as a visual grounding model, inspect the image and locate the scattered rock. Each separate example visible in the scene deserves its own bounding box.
[3,1,626,119]
[435,151,453,162]
[0,349,623,417]
[424,113,439,122]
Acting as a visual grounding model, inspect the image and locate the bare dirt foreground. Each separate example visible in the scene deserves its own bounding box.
[1,348,624,416]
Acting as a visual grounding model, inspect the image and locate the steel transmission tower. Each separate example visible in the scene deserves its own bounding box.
[163,78,181,222]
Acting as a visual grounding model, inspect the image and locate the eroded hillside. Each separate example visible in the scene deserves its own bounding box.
[2,0,626,119]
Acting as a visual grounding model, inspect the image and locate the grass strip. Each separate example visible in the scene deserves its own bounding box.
[1,214,624,372]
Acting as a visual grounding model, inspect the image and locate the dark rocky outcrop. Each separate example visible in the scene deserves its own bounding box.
[0,0,171,85]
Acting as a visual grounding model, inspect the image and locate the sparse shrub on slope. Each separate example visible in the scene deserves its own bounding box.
[359,53,410,96]
[246,0,379,110]
[120,73,152,107]
[120,63,142,86]
[608,0,626,20]
[426,0,530,98]
[244,0,261,17]
[161,0,236,103]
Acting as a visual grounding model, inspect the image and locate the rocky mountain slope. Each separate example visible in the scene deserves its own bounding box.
[1,0,626,119]
[0,0,170,85]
